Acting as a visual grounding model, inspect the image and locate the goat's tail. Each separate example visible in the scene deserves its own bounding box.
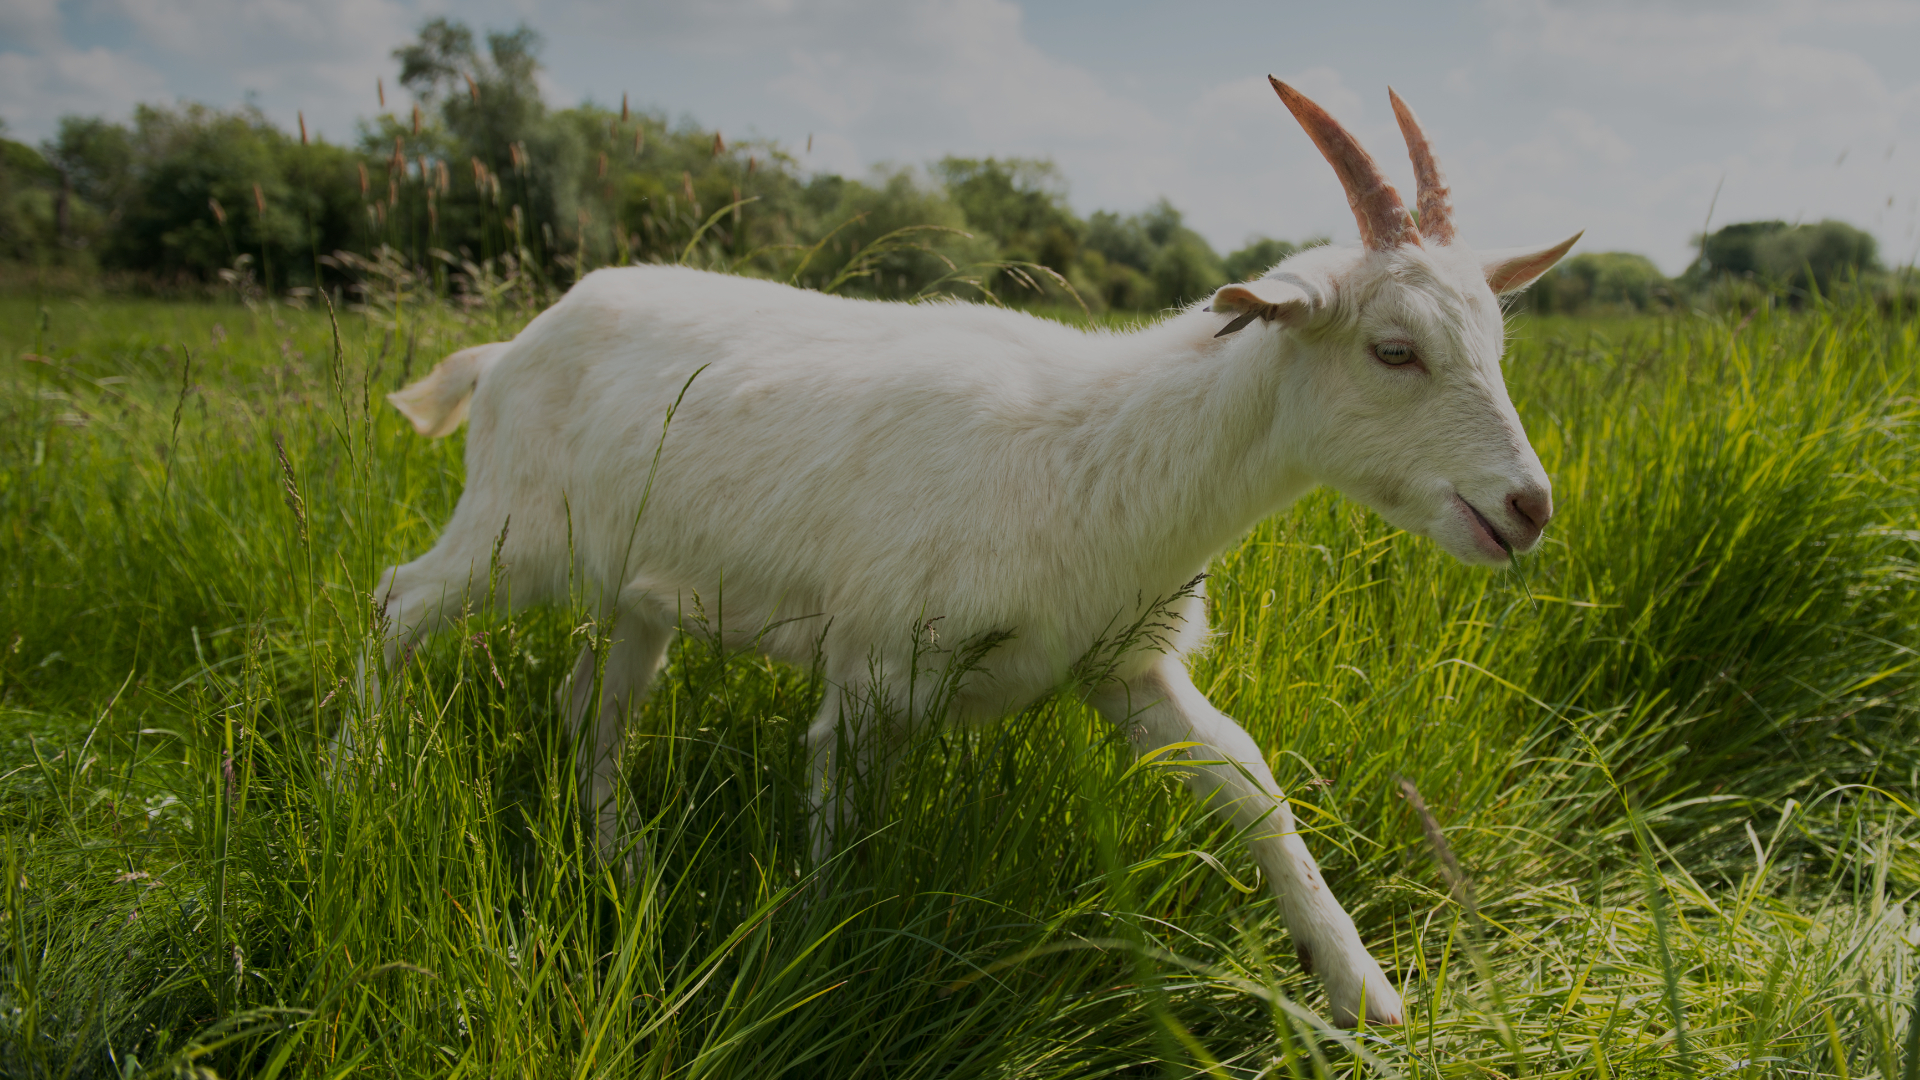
[386,342,506,437]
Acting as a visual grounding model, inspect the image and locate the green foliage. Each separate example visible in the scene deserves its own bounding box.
[1528,221,1892,316]
[2,17,1349,313]
[1530,251,1673,314]
[0,292,1915,1077]
[7,104,367,291]
[1078,199,1229,312]
[933,157,1076,263]
[1688,218,1881,295]
[0,130,65,266]
[1222,235,1325,283]
[44,116,135,215]
[115,105,289,278]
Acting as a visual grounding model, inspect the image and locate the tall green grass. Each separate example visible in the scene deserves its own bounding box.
[0,294,1914,1078]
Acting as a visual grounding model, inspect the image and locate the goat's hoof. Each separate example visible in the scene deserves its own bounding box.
[1327,962,1404,1028]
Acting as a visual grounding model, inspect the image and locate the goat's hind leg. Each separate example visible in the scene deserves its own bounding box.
[1090,658,1403,1028]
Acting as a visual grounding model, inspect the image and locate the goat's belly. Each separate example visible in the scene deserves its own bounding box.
[617,552,1184,722]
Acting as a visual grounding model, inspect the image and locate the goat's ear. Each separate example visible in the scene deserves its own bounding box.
[1480,231,1583,294]
[1210,278,1312,336]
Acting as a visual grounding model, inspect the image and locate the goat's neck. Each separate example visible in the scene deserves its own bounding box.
[1063,310,1312,577]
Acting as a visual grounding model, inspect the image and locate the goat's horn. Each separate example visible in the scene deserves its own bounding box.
[1387,88,1456,246]
[1269,76,1419,251]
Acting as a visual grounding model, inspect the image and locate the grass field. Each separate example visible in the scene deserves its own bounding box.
[0,289,1915,1078]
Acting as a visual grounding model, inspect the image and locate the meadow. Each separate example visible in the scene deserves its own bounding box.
[0,286,1915,1078]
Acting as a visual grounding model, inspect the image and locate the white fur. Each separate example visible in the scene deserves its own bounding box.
[372,234,1567,1028]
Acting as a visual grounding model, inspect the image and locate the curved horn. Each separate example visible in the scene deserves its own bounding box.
[1269,76,1419,250]
[1387,88,1456,246]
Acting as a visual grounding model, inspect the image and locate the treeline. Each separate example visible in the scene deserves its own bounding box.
[0,19,1313,315]
[0,17,1903,315]
[1530,219,1897,315]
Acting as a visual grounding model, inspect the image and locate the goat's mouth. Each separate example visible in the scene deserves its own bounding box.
[1453,494,1512,563]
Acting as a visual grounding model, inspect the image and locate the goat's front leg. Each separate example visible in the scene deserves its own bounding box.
[562,608,673,870]
[803,686,899,867]
[335,569,467,780]
[1090,658,1403,1027]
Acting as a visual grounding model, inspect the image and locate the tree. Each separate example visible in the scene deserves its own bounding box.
[933,157,1080,270]
[1754,220,1877,292]
[97,104,362,287]
[1534,252,1671,313]
[396,20,548,167]
[1686,219,1878,295]
[1223,235,1327,282]
[1080,199,1226,311]
[0,122,63,265]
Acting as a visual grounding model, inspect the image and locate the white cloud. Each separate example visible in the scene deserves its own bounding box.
[108,0,412,63]
[0,0,415,145]
[0,45,169,137]
[1457,0,1920,268]
[0,0,63,52]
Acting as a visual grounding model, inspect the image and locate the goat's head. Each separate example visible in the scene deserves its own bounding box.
[1214,79,1578,567]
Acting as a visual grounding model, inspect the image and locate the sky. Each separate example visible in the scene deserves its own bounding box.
[4,0,1919,273]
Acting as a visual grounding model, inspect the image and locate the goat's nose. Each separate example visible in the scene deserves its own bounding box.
[1507,487,1552,542]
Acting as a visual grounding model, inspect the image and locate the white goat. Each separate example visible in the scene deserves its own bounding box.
[374,80,1577,1027]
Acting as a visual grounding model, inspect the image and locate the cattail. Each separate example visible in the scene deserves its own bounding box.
[412,105,421,136]
[253,183,265,217]
[418,155,430,183]
[633,126,644,153]
[298,111,308,146]
[682,170,695,205]
[621,93,629,123]
[357,162,369,196]
[391,136,404,172]
[711,132,725,157]
[510,204,523,239]
[597,152,607,180]
[732,185,742,223]
[747,155,757,175]
[377,78,385,108]
[209,198,226,226]
[437,160,450,194]
[465,73,478,104]
[388,177,398,208]
[806,133,813,154]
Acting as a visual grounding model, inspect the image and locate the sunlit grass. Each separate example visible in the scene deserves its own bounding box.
[0,293,1914,1077]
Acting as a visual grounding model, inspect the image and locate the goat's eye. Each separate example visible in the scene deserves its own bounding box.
[1372,342,1418,366]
